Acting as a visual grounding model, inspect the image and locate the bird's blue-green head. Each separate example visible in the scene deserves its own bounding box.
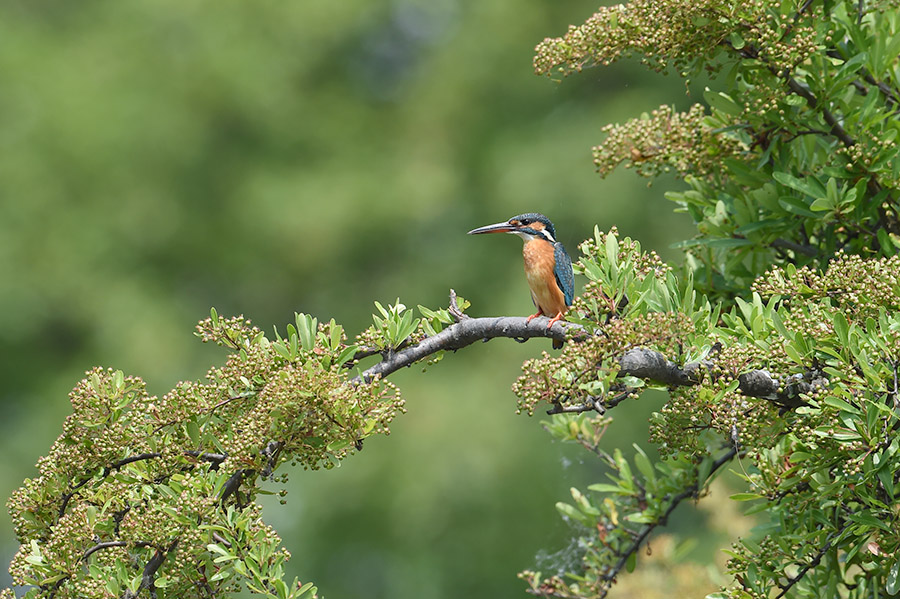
[467,212,558,243]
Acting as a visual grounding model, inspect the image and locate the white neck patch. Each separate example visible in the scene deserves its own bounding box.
[512,229,555,243]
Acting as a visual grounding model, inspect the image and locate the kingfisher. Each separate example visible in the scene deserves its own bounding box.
[468,213,574,349]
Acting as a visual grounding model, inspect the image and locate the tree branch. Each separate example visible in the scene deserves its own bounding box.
[355,315,574,383]
[354,310,826,410]
[616,347,824,409]
[783,77,857,148]
[774,525,846,598]
[617,347,702,386]
[728,40,900,238]
[82,540,154,561]
[123,540,178,599]
[729,41,857,148]
[771,238,818,258]
[602,447,738,587]
[59,451,227,519]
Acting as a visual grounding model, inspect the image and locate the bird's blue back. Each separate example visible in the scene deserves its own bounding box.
[553,242,574,307]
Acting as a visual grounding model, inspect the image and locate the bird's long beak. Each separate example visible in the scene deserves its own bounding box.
[467,221,516,235]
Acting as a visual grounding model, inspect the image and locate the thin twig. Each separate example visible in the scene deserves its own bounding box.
[59,451,228,518]
[108,453,162,471]
[774,526,846,599]
[771,238,818,257]
[82,541,127,561]
[727,39,899,238]
[448,289,470,322]
[152,391,257,434]
[602,447,738,584]
[82,540,153,561]
[546,389,632,415]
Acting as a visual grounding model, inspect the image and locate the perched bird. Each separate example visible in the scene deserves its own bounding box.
[468,213,574,349]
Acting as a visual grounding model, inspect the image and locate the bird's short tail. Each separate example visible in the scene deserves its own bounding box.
[552,339,563,350]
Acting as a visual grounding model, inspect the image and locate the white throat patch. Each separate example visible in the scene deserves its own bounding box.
[512,229,555,243]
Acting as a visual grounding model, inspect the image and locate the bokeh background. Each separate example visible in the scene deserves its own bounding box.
[0,1,731,597]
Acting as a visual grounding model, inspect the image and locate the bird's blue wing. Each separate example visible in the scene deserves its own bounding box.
[553,242,575,306]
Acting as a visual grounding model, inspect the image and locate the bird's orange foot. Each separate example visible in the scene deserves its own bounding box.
[546,312,565,329]
[526,311,543,324]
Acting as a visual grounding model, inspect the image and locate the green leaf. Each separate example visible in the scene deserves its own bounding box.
[336,345,358,367]
[272,341,291,360]
[832,51,868,85]
[625,511,656,524]
[329,320,343,349]
[877,228,895,255]
[289,332,300,357]
[703,238,754,249]
[887,558,900,594]
[632,444,656,485]
[24,554,44,566]
[878,468,895,500]
[618,375,646,388]
[209,568,233,582]
[703,88,741,116]
[788,451,815,463]
[696,456,713,487]
[823,396,861,415]
[730,492,765,501]
[848,510,892,531]
[296,313,317,351]
[784,342,806,365]
[327,439,350,452]
[186,420,201,446]
[588,483,630,495]
[233,560,248,577]
[613,448,635,492]
[832,311,849,346]
[206,543,230,556]
[605,231,619,268]
[773,171,826,198]
[555,501,591,526]
[274,579,289,599]
[809,197,833,212]
[778,196,818,218]
[734,218,787,234]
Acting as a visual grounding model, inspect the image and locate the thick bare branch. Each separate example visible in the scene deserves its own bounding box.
[123,540,178,599]
[355,313,824,410]
[355,315,573,383]
[617,347,702,386]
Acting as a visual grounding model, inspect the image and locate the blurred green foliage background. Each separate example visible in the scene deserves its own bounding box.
[0,0,708,596]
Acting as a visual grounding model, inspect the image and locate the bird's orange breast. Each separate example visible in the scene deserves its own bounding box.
[522,240,568,317]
